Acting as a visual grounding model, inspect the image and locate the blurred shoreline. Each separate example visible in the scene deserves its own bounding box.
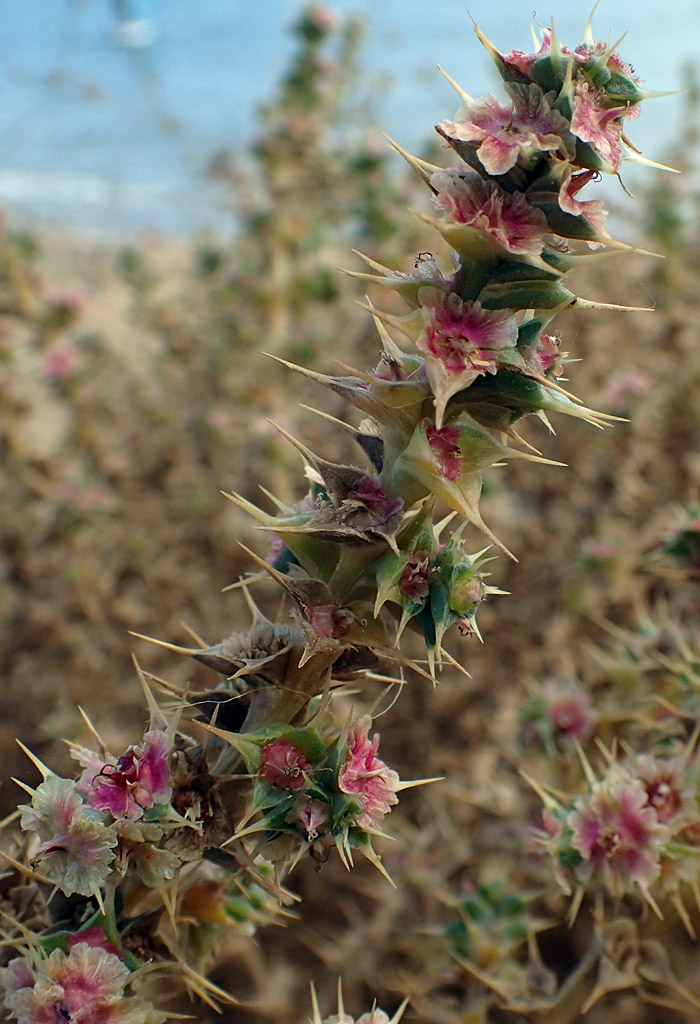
[0,1,695,239]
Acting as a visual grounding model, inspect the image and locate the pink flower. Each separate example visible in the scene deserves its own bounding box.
[339,476,404,531]
[415,291,518,421]
[502,31,551,76]
[603,368,651,412]
[294,796,330,841]
[19,776,117,898]
[542,681,596,742]
[568,770,668,894]
[338,716,399,828]
[261,739,311,791]
[439,84,571,175]
[67,928,121,959]
[573,41,639,80]
[557,166,609,241]
[431,166,548,257]
[1,943,158,1024]
[570,79,625,171]
[628,755,697,827]
[398,552,432,603]
[525,332,562,376]
[426,424,462,481]
[308,603,355,640]
[42,344,79,380]
[77,731,172,821]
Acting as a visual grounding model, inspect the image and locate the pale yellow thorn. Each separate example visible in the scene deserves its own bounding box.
[310,983,323,1024]
[0,809,20,832]
[0,850,53,887]
[620,140,680,173]
[440,648,472,678]
[131,656,169,732]
[360,844,396,888]
[671,891,696,939]
[567,885,585,927]
[15,741,54,782]
[573,736,597,787]
[380,132,437,189]
[436,64,473,105]
[583,1,601,48]
[396,776,444,792]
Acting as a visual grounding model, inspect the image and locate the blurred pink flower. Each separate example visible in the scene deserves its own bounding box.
[542,681,596,742]
[42,344,79,380]
[628,754,697,828]
[569,770,668,894]
[338,716,399,827]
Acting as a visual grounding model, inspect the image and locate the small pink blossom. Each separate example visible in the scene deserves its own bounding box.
[527,332,562,376]
[568,770,668,894]
[77,731,172,821]
[42,344,79,380]
[1,942,159,1024]
[439,84,571,175]
[294,796,330,841]
[557,166,609,241]
[542,681,596,742]
[308,603,355,640]
[338,716,399,828]
[603,368,651,412]
[19,776,117,898]
[398,552,432,603]
[308,5,336,31]
[431,166,548,257]
[339,476,404,531]
[67,928,121,959]
[502,31,551,76]
[261,739,311,791]
[570,79,625,171]
[416,291,518,419]
[426,424,462,481]
[628,754,697,828]
[573,41,639,80]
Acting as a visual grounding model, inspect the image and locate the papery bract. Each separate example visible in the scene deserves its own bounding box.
[338,716,399,828]
[19,776,117,898]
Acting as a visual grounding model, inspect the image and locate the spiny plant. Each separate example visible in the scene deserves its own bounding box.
[0,8,674,1021]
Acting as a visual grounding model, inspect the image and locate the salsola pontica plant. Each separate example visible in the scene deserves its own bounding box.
[1,9,674,1020]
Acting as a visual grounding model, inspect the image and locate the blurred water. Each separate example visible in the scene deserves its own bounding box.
[0,0,695,235]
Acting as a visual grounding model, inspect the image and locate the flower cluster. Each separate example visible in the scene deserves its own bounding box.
[209,714,417,876]
[1,938,165,1024]
[539,750,700,916]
